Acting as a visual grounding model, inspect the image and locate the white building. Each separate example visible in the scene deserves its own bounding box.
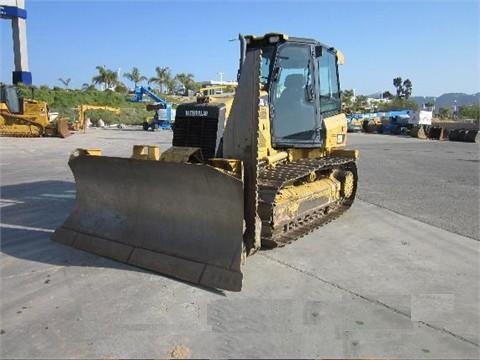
[199,80,238,87]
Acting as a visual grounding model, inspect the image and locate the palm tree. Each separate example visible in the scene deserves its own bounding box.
[105,69,119,90]
[174,73,195,91]
[165,78,177,94]
[148,66,172,94]
[402,79,412,99]
[92,66,108,89]
[393,77,403,98]
[58,78,71,89]
[123,67,147,88]
[92,65,118,90]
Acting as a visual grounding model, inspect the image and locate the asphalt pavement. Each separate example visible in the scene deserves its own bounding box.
[348,133,479,240]
[0,129,478,358]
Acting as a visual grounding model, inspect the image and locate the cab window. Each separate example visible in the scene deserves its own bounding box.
[317,49,340,114]
[271,44,316,141]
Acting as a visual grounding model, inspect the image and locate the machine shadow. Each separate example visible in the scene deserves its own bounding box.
[0,180,226,296]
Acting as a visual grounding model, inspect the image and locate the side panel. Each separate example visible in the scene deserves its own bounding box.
[323,113,348,149]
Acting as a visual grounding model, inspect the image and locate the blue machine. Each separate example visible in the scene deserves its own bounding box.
[381,110,413,134]
[130,86,173,130]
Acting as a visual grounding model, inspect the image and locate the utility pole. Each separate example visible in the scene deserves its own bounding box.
[1,0,31,84]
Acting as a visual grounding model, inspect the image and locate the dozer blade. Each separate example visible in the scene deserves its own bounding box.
[52,154,245,291]
[56,118,71,138]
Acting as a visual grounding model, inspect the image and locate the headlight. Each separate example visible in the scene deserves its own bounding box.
[336,134,344,144]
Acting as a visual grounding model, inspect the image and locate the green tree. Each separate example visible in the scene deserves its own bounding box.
[123,67,147,88]
[438,107,451,119]
[165,77,177,94]
[114,82,129,94]
[174,73,196,92]
[148,66,172,94]
[58,78,71,89]
[382,91,393,100]
[92,66,119,90]
[81,83,96,91]
[377,98,419,111]
[352,95,369,112]
[392,77,413,99]
[341,89,355,112]
[459,105,480,121]
[393,77,403,97]
[402,79,412,99]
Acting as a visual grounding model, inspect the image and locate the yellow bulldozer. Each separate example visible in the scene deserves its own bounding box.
[0,84,70,138]
[52,33,359,291]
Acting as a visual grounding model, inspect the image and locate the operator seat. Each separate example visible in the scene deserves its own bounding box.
[279,74,305,104]
[274,73,315,139]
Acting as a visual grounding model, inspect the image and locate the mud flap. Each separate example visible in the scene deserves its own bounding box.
[52,155,245,291]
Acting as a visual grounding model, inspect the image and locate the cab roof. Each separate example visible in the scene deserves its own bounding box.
[243,32,345,64]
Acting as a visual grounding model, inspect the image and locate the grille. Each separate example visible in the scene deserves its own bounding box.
[173,117,220,160]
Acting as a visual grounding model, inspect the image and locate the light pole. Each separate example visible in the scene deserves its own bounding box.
[218,72,224,94]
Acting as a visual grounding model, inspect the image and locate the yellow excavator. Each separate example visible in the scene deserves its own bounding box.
[0,84,70,137]
[52,33,358,291]
[72,104,121,132]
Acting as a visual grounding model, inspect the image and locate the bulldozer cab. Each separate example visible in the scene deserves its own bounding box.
[240,34,343,148]
[0,84,23,114]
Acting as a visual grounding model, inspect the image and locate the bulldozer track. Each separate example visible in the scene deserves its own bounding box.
[258,157,358,248]
[0,115,44,137]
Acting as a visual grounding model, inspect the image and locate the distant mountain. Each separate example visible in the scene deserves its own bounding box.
[410,93,480,110]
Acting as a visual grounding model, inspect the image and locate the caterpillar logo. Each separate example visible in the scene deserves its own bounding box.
[185,110,208,117]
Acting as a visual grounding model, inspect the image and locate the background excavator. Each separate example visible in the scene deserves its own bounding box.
[52,33,359,291]
[73,104,121,132]
[0,84,70,137]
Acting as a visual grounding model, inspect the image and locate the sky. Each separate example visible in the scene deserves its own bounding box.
[1,0,479,97]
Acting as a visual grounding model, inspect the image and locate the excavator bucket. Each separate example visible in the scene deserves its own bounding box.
[52,153,245,291]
